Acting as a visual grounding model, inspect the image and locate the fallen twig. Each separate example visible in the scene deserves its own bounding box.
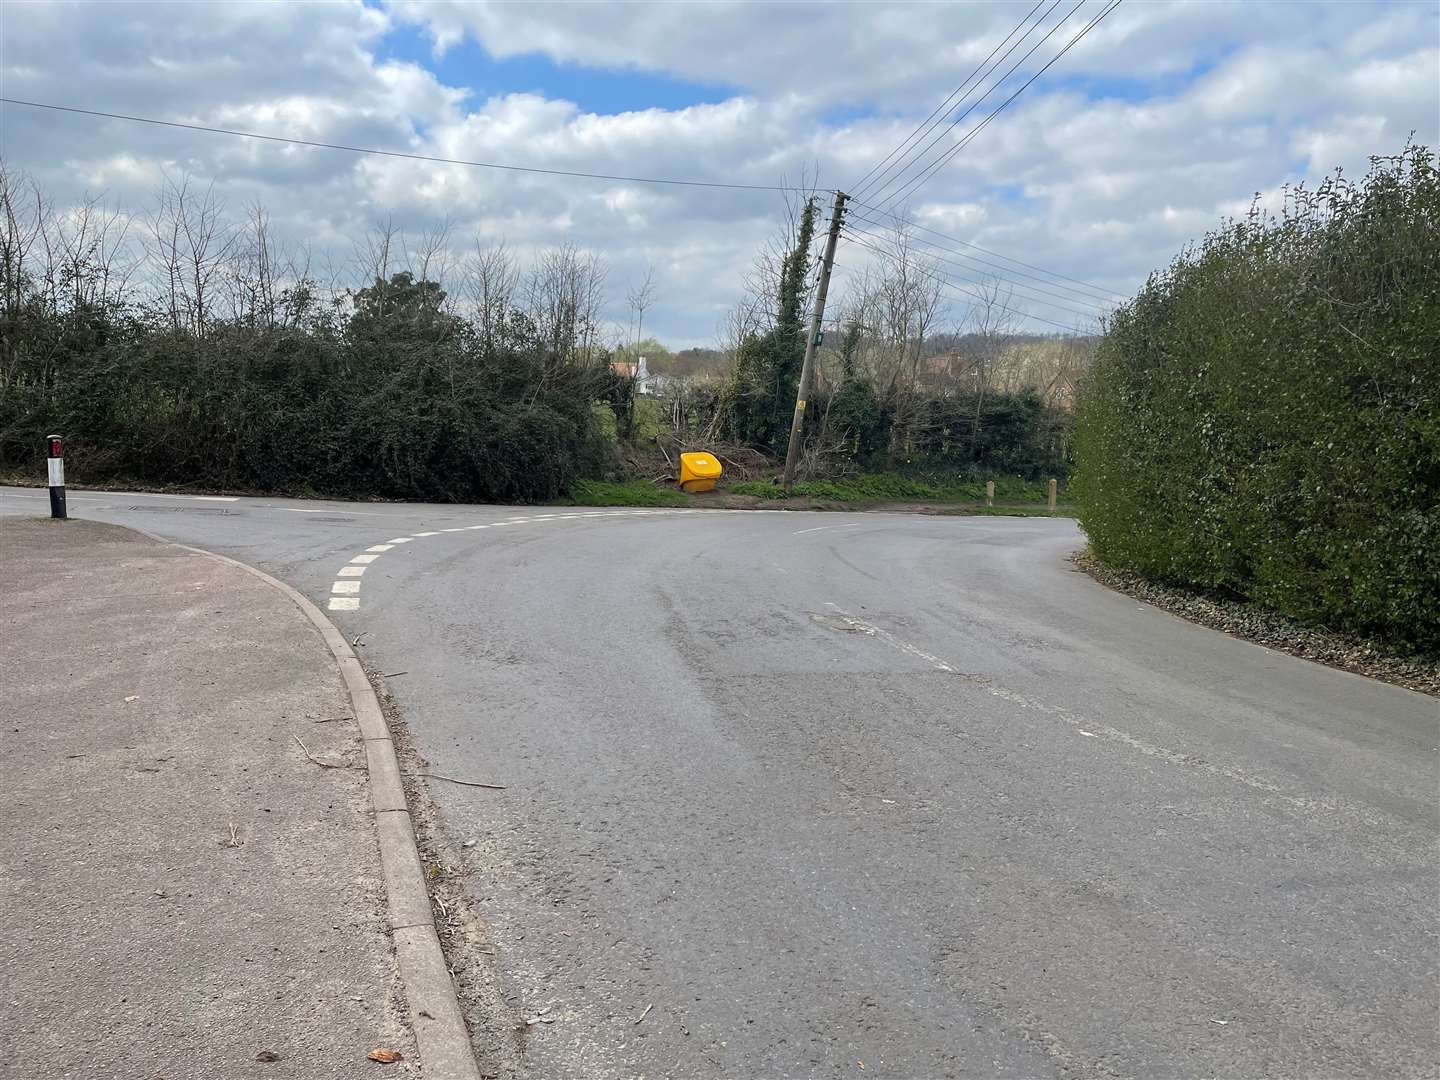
[634,1003,653,1025]
[351,632,368,648]
[382,671,408,678]
[417,772,507,790]
[291,734,360,771]
[313,716,352,724]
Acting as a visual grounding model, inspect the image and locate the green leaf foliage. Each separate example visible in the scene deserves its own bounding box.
[723,200,817,451]
[0,273,612,503]
[1074,145,1440,653]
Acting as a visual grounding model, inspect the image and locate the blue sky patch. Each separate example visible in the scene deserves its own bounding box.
[376,23,740,116]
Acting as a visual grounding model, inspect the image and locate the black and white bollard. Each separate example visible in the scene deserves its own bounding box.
[46,434,66,519]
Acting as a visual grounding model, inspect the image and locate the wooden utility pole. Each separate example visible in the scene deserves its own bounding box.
[782,190,847,490]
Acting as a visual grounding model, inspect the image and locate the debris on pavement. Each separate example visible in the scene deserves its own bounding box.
[292,733,359,771]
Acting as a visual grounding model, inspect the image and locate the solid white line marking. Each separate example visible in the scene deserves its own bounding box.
[328,597,360,611]
[331,580,362,595]
[351,553,380,564]
[366,544,394,553]
[795,522,863,535]
[284,507,330,513]
[414,531,440,537]
[442,528,466,532]
[823,604,956,672]
[387,537,413,544]
[337,565,366,577]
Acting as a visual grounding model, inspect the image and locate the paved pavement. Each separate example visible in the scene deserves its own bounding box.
[2,486,1436,1079]
[0,517,414,1079]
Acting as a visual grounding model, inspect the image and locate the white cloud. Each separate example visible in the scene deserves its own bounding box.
[2,0,1436,341]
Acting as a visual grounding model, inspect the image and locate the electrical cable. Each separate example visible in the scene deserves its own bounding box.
[839,228,1098,332]
[849,0,1049,199]
[846,196,1126,301]
[873,0,1123,211]
[0,98,812,193]
[861,0,1084,207]
[842,223,1106,320]
[844,210,1116,308]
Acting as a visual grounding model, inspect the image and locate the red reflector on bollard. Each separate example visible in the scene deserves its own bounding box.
[48,436,63,458]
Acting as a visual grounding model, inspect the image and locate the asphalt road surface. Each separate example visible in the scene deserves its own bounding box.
[4,486,1436,1079]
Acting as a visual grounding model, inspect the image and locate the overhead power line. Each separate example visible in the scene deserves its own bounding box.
[839,228,1099,333]
[842,222,1108,321]
[861,0,1084,207]
[0,98,809,193]
[849,0,1050,199]
[847,196,1127,301]
[872,0,1124,211]
[844,209,1117,308]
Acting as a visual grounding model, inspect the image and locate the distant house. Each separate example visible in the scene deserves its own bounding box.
[612,355,672,397]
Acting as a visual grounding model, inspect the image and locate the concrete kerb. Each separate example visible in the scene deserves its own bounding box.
[125,526,480,1080]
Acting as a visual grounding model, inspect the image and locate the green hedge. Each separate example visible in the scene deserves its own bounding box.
[1074,146,1440,652]
[0,274,612,504]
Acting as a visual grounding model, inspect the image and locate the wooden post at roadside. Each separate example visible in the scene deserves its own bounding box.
[1047,478,1058,515]
[782,190,848,490]
[985,480,994,507]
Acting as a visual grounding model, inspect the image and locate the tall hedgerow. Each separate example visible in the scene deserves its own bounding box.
[1074,145,1440,652]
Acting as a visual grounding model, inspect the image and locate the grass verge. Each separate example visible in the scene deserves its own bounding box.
[562,479,689,508]
[728,472,1054,504]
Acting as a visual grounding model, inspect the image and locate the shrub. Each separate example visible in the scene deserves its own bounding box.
[1074,145,1440,652]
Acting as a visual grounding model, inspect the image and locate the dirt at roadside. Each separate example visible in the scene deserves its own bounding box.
[366,668,527,1080]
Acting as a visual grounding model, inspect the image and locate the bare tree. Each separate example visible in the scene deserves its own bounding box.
[352,217,401,286]
[464,238,518,353]
[409,216,455,291]
[626,264,657,355]
[144,175,236,336]
[526,243,607,364]
[965,275,1018,454]
[0,166,48,383]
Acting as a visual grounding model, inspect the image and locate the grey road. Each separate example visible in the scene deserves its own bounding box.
[3,486,1436,1079]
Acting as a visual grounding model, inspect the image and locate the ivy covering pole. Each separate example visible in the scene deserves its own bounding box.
[782,190,848,490]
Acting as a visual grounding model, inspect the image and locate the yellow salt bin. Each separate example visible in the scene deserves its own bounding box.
[678,451,723,493]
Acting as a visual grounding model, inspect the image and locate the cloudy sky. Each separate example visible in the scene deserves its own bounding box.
[2,0,1436,344]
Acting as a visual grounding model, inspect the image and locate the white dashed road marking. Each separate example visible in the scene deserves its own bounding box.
[795,522,863,536]
[823,603,956,672]
[325,509,690,612]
